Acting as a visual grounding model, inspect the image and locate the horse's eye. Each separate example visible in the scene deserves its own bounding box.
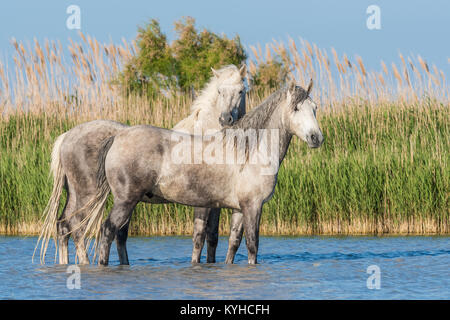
[239,90,243,94]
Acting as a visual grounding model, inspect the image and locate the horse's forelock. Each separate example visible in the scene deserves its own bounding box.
[215,65,242,85]
[290,86,309,108]
[190,65,242,113]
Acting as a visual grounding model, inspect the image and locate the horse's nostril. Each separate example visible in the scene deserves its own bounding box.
[220,113,235,126]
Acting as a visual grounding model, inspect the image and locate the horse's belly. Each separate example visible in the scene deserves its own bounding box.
[141,194,170,204]
[154,177,239,209]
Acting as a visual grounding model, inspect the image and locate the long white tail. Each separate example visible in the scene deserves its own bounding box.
[33,132,68,264]
[74,136,114,261]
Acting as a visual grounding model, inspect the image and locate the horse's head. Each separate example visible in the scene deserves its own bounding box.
[284,79,324,148]
[211,64,247,126]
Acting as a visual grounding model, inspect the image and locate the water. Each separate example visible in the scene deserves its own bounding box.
[0,235,449,299]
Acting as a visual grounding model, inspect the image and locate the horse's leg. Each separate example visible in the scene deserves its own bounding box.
[71,228,90,265]
[225,210,244,264]
[57,192,91,265]
[56,209,71,265]
[66,195,94,265]
[116,221,130,265]
[241,203,263,264]
[98,200,137,266]
[205,208,221,263]
[191,207,209,263]
[57,226,70,264]
[56,184,76,264]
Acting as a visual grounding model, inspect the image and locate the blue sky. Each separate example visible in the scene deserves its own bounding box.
[0,0,448,75]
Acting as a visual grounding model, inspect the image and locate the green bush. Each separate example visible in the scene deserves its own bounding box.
[121,17,247,96]
[249,58,289,90]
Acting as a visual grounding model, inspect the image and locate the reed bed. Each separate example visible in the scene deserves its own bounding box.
[0,33,448,235]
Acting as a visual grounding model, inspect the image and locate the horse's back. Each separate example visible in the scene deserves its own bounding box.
[60,120,129,193]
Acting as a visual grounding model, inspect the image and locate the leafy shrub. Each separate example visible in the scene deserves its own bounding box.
[249,58,289,90]
[121,17,247,96]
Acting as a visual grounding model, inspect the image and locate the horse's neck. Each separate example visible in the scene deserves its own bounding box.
[264,103,293,165]
[195,104,220,132]
[278,128,292,165]
[192,82,222,130]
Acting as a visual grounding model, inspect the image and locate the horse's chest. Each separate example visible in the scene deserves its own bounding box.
[238,172,278,204]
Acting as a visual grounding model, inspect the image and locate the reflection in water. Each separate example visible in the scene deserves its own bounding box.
[0,236,449,299]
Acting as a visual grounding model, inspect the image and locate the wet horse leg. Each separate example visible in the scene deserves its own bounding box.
[71,228,90,264]
[205,208,221,263]
[116,221,130,265]
[98,200,137,266]
[56,224,70,264]
[67,201,91,265]
[225,210,244,264]
[58,178,94,264]
[56,191,74,264]
[241,202,263,264]
[192,207,209,263]
[56,182,78,264]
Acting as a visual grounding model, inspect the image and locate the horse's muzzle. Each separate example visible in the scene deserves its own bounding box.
[219,112,234,126]
[307,131,324,148]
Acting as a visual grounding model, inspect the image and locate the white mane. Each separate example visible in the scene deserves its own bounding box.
[173,65,243,134]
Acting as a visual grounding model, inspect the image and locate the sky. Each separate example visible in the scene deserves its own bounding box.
[0,0,448,75]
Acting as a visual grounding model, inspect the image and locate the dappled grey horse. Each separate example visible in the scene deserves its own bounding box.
[84,80,323,265]
[35,65,247,264]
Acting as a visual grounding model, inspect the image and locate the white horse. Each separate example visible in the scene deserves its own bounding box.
[82,80,323,265]
[35,64,247,264]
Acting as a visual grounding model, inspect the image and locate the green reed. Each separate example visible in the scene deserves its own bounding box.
[1,99,447,235]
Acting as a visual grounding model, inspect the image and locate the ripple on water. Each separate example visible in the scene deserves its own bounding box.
[0,236,449,299]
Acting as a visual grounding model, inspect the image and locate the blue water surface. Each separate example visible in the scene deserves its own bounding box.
[0,235,449,299]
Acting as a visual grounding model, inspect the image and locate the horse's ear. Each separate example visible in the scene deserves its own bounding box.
[288,80,296,93]
[211,67,220,78]
[306,78,313,96]
[239,64,247,78]
[286,81,295,103]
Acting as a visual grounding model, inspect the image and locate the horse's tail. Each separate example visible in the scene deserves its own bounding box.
[33,132,68,264]
[75,135,115,261]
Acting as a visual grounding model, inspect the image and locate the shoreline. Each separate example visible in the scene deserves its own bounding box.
[1,217,447,236]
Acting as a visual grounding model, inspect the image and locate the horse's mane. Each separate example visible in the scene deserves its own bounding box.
[218,84,309,165]
[229,84,309,131]
[229,87,286,131]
